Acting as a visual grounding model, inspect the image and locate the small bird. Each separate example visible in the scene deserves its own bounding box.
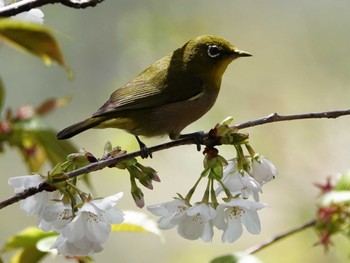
[57,35,251,157]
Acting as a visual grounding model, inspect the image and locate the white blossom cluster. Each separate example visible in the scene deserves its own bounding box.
[8,175,124,256]
[8,155,276,256]
[148,156,276,242]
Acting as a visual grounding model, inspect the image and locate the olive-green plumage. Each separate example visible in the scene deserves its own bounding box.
[57,35,251,142]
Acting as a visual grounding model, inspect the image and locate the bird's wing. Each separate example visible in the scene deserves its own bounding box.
[92,74,203,117]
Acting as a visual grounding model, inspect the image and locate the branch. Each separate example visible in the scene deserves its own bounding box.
[0,136,199,209]
[0,0,106,17]
[0,182,56,209]
[244,219,316,255]
[1,108,350,210]
[233,109,350,129]
[59,0,106,8]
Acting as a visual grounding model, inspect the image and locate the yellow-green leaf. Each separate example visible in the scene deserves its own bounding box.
[210,255,239,263]
[12,116,76,170]
[112,223,150,233]
[32,129,77,167]
[1,227,56,253]
[9,246,46,263]
[210,253,262,263]
[111,211,163,240]
[0,18,66,68]
[335,170,350,191]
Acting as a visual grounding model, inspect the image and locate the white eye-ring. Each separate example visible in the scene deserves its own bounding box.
[207,44,221,58]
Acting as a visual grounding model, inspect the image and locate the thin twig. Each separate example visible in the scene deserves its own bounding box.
[244,219,316,255]
[0,0,106,17]
[1,108,350,210]
[233,110,350,129]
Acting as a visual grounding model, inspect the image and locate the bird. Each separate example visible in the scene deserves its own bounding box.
[57,35,252,158]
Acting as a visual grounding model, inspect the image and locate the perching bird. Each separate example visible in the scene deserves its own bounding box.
[57,35,252,157]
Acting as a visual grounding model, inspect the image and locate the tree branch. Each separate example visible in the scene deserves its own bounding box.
[0,0,106,17]
[59,0,106,8]
[0,182,56,209]
[0,136,199,209]
[244,219,316,255]
[1,108,350,210]
[233,109,350,129]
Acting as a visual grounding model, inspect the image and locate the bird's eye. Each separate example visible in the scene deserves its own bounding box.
[207,45,221,58]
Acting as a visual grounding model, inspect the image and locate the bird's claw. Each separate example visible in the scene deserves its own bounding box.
[179,131,205,152]
[136,136,153,159]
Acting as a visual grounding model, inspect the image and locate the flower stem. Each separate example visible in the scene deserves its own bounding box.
[217,179,233,199]
[185,171,206,203]
[210,178,219,207]
[201,178,211,203]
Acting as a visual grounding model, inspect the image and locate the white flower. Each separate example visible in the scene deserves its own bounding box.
[214,198,267,243]
[250,156,277,185]
[177,203,217,242]
[51,235,104,256]
[8,174,52,216]
[0,0,44,24]
[38,201,74,232]
[147,199,189,229]
[8,174,76,233]
[218,161,262,201]
[13,9,44,24]
[51,193,124,256]
[148,200,216,242]
[321,191,350,206]
[8,174,44,193]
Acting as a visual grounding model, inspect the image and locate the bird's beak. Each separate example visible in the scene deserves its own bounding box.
[233,49,252,57]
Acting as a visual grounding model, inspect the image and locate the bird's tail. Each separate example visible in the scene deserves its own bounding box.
[57,117,104,140]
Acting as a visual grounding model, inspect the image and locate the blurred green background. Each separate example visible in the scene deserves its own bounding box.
[1,0,350,262]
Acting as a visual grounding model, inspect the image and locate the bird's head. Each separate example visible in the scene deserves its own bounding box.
[180,35,252,79]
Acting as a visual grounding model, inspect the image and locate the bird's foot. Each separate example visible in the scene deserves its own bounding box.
[179,131,205,151]
[135,136,153,159]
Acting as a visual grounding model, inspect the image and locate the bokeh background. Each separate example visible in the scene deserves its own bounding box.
[1,0,350,262]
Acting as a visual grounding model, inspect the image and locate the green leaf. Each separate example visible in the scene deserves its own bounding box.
[210,254,262,263]
[33,129,77,167]
[111,211,163,240]
[0,76,4,114]
[0,19,67,69]
[210,255,239,263]
[112,223,151,233]
[1,227,56,253]
[9,246,46,263]
[12,116,76,169]
[32,129,92,188]
[335,170,350,191]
